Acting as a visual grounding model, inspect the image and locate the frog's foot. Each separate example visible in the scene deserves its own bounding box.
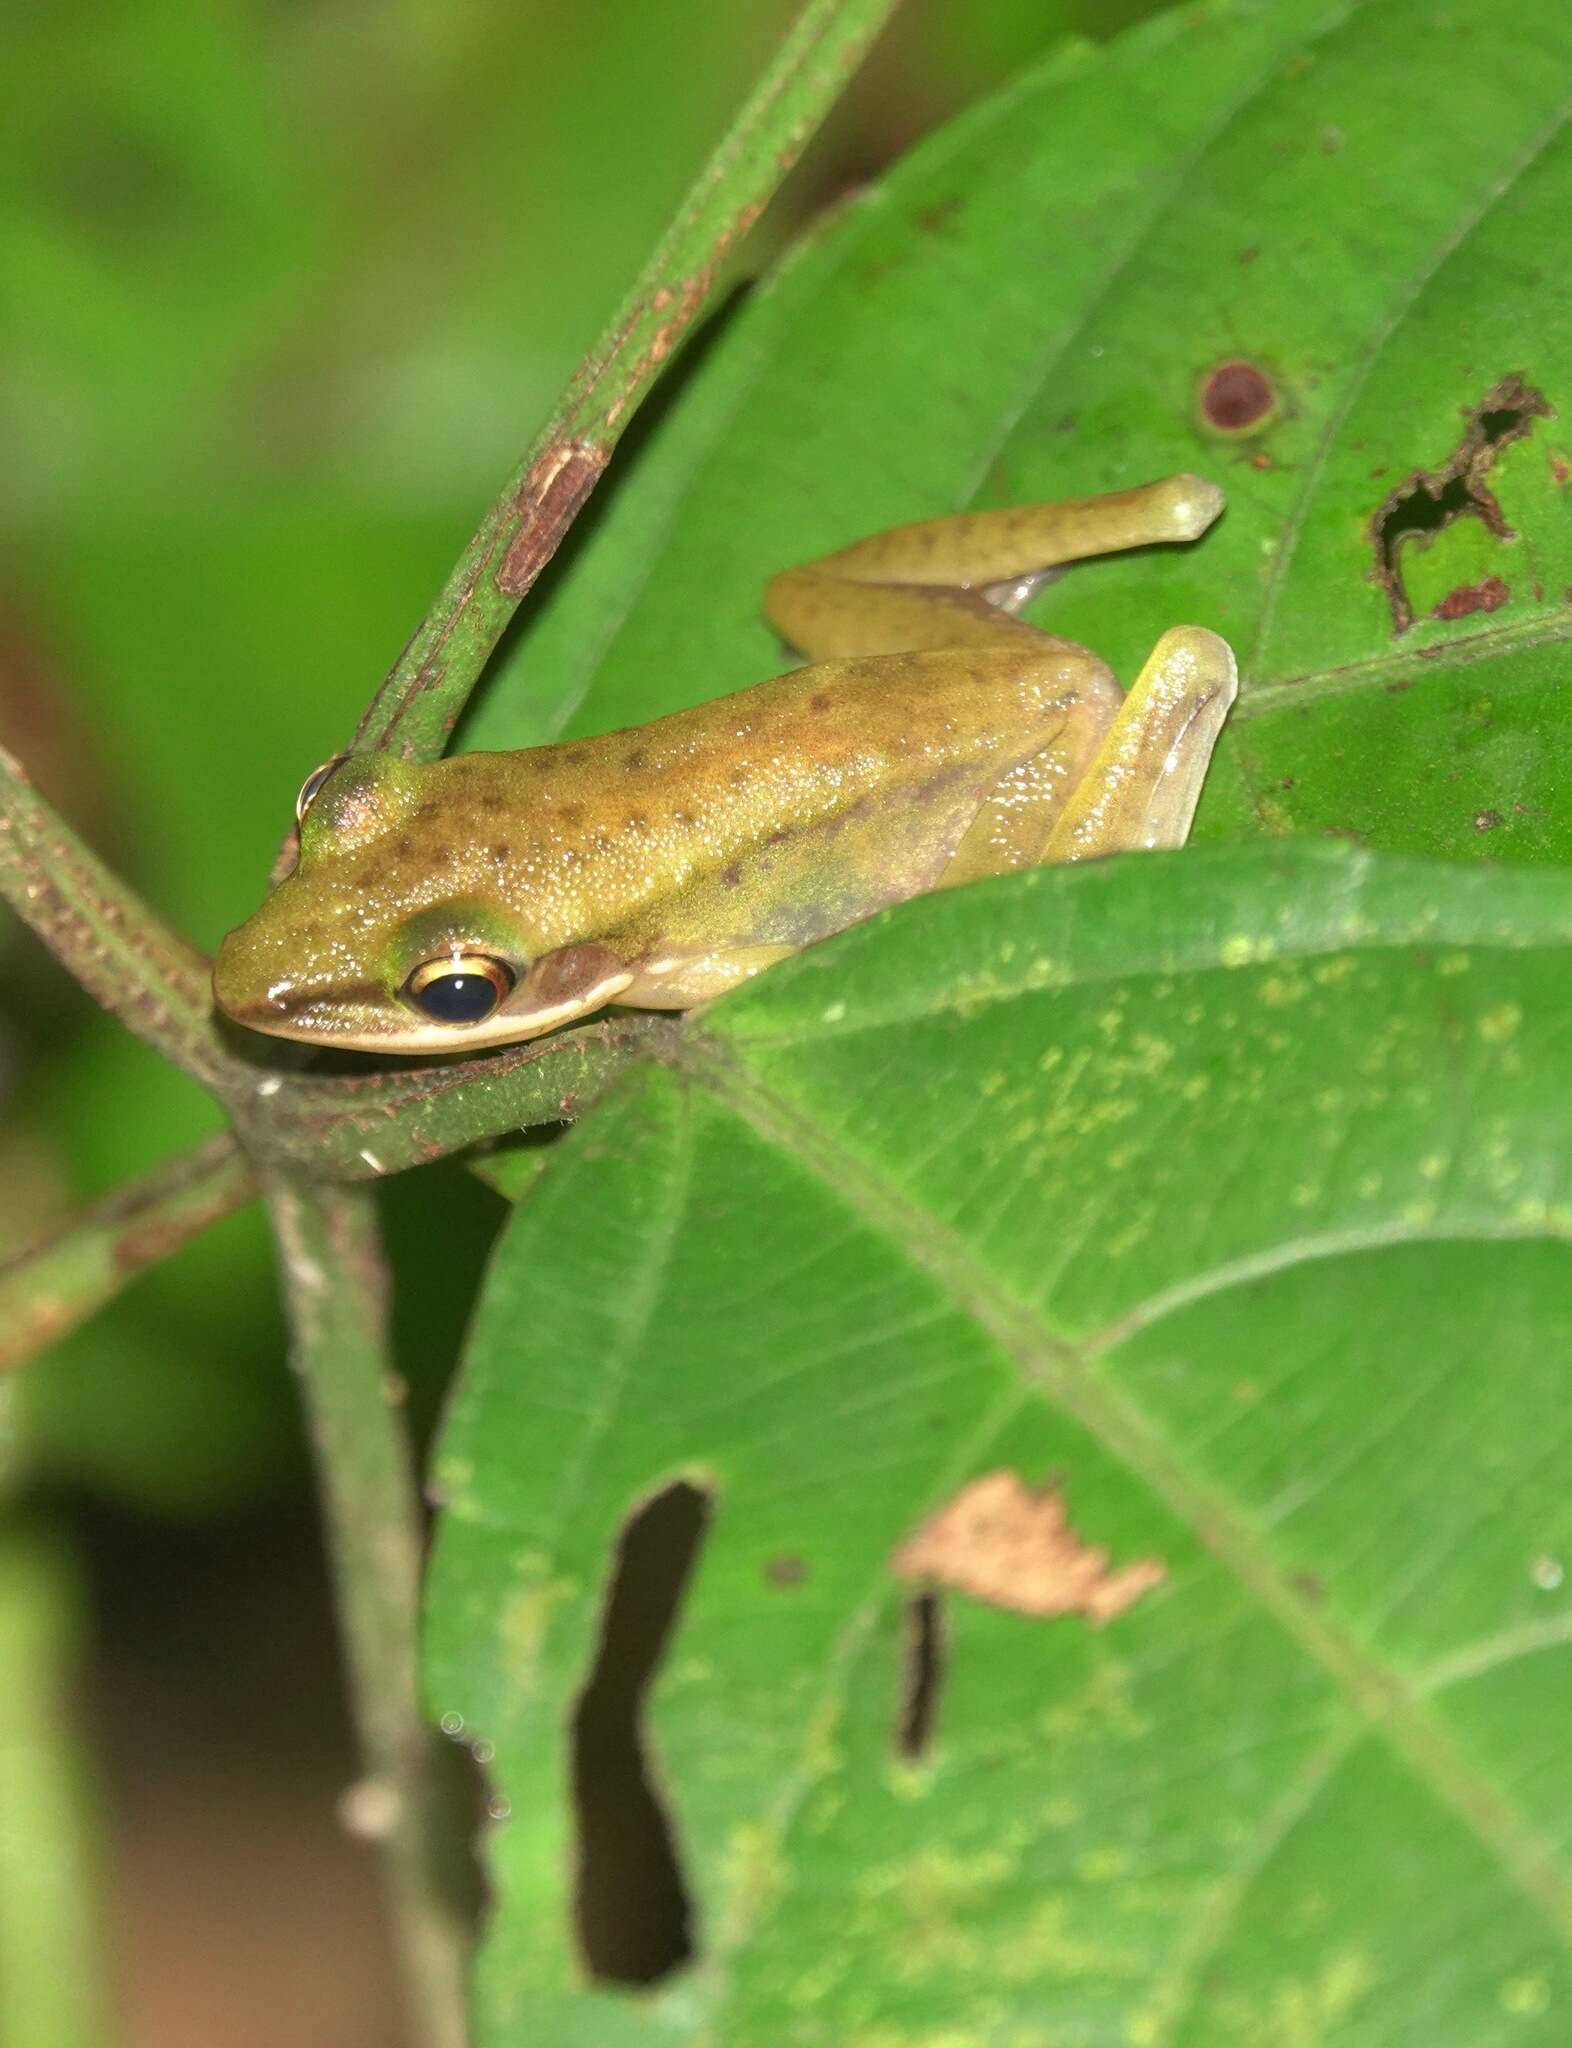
[1043,626,1238,861]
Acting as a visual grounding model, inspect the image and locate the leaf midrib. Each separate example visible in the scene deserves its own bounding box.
[676,1029,1572,1954]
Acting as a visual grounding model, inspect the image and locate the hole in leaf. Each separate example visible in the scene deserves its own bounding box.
[1369,373,1552,632]
[895,1592,946,1760]
[572,1481,710,1986]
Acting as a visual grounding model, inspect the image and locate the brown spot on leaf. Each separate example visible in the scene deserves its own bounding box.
[890,1471,1165,1626]
[1473,808,1503,832]
[763,1556,807,1588]
[1369,374,1553,632]
[1198,358,1277,434]
[1433,575,1510,621]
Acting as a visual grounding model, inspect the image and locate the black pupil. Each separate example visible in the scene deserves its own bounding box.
[414,972,499,1024]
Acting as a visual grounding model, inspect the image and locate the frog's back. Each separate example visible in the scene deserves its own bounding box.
[443,638,1117,954]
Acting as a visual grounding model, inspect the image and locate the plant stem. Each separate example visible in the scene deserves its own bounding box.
[354,0,903,762]
[0,1135,256,1374]
[266,1177,469,2048]
[0,744,241,1089]
[254,1011,669,1179]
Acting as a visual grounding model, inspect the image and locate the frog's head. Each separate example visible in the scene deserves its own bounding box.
[212,753,633,1054]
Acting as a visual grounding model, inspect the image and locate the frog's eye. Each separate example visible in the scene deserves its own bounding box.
[295,756,345,826]
[404,954,515,1026]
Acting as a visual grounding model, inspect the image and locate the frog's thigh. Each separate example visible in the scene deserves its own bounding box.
[940,661,1123,889]
[1044,627,1238,862]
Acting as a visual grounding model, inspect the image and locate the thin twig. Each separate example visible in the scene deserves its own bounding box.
[266,1178,469,2048]
[248,1013,670,1179]
[0,744,241,1090]
[353,0,903,762]
[0,1135,257,1374]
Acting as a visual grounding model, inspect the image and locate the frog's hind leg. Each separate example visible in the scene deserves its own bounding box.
[765,473,1225,661]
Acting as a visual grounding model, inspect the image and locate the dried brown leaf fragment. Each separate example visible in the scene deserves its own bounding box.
[891,1470,1166,1626]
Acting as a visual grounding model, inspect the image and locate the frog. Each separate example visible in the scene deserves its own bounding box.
[213,473,1236,1055]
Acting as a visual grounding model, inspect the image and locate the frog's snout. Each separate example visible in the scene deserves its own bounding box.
[211,921,288,1028]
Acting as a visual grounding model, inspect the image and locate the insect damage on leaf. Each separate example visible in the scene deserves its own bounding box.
[895,1591,946,1760]
[890,1471,1166,1626]
[571,1481,709,1986]
[1369,373,1553,633]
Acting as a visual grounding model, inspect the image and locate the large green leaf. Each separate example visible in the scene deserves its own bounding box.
[430,0,1572,2037]
[428,841,1572,2045]
[468,0,1572,870]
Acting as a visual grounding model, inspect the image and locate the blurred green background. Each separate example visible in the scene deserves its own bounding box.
[0,3,1165,2041]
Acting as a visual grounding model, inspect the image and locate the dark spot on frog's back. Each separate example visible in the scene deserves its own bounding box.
[625,748,647,772]
[809,693,832,713]
[490,843,511,862]
[721,862,743,888]
[479,793,505,814]
[560,802,586,827]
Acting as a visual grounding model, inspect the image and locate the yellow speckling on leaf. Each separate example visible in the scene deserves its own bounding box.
[1437,952,1473,976]
[1312,954,1358,985]
[1076,1845,1132,1883]
[1478,1002,1522,1044]
[1214,1946,1377,2044]
[1260,973,1308,1006]
[498,1566,575,1685]
[1499,1971,1552,2017]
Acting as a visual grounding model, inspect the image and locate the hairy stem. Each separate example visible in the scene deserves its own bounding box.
[267,1178,469,2048]
[0,1136,256,1374]
[354,0,902,761]
[0,744,240,1089]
